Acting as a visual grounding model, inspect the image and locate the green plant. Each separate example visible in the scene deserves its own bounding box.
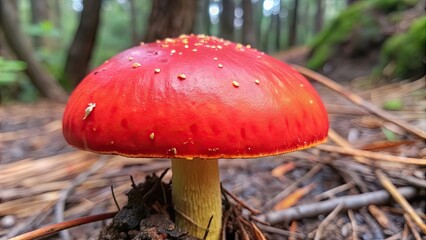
[379,17,426,78]
[0,57,38,102]
[307,0,418,70]
[0,57,27,84]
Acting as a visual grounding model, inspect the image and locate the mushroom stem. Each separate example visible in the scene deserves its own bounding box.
[171,158,221,239]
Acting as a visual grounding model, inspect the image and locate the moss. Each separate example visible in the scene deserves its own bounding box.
[379,17,426,78]
[307,0,418,70]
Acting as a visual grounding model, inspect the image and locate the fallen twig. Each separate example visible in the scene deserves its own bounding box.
[404,213,423,240]
[55,156,108,240]
[313,204,343,240]
[263,163,323,211]
[368,205,398,234]
[257,187,418,224]
[9,212,116,240]
[327,129,371,165]
[375,170,426,234]
[250,222,267,240]
[222,187,260,215]
[291,64,426,139]
[314,182,354,201]
[5,204,54,239]
[257,224,306,239]
[360,208,384,239]
[316,144,426,165]
[347,209,358,240]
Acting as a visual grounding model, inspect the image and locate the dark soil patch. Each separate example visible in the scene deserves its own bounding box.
[99,173,197,240]
[99,172,263,240]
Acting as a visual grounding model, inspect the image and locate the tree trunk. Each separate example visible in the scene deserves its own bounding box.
[64,0,102,88]
[30,0,49,48]
[288,0,299,47]
[0,0,67,101]
[194,0,209,34]
[52,0,62,30]
[129,0,138,45]
[220,0,234,41]
[144,0,197,42]
[315,0,323,33]
[242,0,256,46]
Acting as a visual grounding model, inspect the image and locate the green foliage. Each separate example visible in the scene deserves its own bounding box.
[91,0,151,67]
[381,127,400,141]
[382,98,404,111]
[307,0,418,70]
[0,57,38,102]
[26,20,61,38]
[0,57,27,84]
[379,17,426,78]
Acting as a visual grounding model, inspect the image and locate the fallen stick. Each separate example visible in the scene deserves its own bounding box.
[9,212,116,240]
[291,64,426,139]
[263,163,324,211]
[314,204,343,240]
[316,144,426,165]
[257,187,418,224]
[376,170,426,234]
[55,156,108,240]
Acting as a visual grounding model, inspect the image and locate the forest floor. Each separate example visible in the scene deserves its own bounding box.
[0,55,425,239]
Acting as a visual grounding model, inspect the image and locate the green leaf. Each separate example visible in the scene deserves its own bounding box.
[382,99,404,111]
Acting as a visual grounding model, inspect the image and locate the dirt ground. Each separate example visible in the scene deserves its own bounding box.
[1,64,425,239]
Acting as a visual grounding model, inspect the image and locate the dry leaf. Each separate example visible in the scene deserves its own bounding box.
[368,205,391,229]
[271,162,295,178]
[289,220,298,240]
[273,183,316,210]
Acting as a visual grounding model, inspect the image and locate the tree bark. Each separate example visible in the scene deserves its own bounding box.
[129,0,138,45]
[193,0,209,34]
[64,0,101,88]
[288,0,299,47]
[0,0,67,101]
[220,0,234,41]
[144,0,197,42]
[315,0,323,33]
[242,0,256,46]
[52,0,62,30]
[30,0,49,48]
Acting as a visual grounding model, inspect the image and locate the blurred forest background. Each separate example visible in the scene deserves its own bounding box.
[0,0,424,103]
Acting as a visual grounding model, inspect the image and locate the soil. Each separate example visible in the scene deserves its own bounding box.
[98,173,196,240]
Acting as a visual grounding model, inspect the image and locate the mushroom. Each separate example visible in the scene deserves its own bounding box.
[62,34,328,239]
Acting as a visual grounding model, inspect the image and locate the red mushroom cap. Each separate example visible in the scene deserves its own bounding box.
[63,35,328,159]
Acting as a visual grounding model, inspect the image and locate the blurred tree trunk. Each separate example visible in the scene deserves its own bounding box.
[52,0,62,29]
[30,0,49,48]
[129,0,138,45]
[242,0,256,46]
[144,0,196,42]
[253,0,263,49]
[194,0,210,34]
[275,13,280,50]
[0,0,67,101]
[315,0,323,33]
[267,13,279,53]
[220,0,234,41]
[64,0,101,88]
[288,0,299,47]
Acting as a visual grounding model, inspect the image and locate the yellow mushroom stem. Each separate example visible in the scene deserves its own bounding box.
[171,158,222,240]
